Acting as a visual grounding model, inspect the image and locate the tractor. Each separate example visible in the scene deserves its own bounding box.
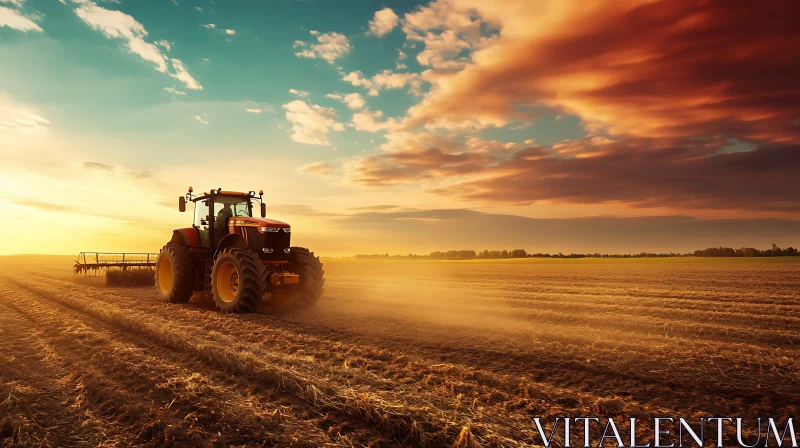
[154,187,324,312]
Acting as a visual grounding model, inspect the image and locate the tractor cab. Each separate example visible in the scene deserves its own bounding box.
[182,189,263,247]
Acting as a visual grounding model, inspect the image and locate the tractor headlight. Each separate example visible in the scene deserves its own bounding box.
[284,248,291,253]
[262,248,273,253]
[283,227,291,233]
[260,227,280,232]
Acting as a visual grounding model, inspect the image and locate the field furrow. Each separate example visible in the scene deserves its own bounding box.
[1,256,799,447]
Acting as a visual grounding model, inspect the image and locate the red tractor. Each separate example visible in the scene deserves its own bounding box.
[154,187,324,312]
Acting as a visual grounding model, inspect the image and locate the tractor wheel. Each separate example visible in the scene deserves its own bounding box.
[211,248,267,313]
[268,247,324,310]
[155,244,195,303]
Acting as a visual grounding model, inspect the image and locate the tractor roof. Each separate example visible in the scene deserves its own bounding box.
[192,190,254,201]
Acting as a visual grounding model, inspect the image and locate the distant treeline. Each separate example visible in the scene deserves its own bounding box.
[694,244,799,257]
[353,249,684,259]
[353,244,799,259]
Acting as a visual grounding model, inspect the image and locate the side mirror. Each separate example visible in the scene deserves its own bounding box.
[260,203,266,218]
[179,196,186,212]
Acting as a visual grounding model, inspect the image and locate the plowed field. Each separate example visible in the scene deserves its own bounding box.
[1,256,799,447]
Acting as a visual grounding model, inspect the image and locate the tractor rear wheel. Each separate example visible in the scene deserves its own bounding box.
[155,244,195,303]
[211,247,267,313]
[268,247,324,310]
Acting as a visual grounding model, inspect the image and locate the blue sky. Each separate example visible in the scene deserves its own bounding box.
[1,0,797,255]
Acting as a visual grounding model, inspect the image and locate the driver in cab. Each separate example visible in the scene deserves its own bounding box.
[215,203,234,236]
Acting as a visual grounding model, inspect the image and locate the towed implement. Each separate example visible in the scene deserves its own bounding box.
[155,187,324,313]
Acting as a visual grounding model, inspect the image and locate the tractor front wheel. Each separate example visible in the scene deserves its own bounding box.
[211,248,267,313]
[155,244,195,303]
[268,247,324,310]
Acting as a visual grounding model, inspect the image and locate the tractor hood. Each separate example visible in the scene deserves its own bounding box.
[228,217,290,228]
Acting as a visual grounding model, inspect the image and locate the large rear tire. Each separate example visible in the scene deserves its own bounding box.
[211,248,267,313]
[268,247,324,310]
[155,244,195,303]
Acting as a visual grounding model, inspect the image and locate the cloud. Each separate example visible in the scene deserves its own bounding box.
[400,0,496,71]
[0,6,42,32]
[341,70,375,94]
[294,30,350,64]
[348,130,496,185]
[0,97,49,135]
[283,100,344,146]
[402,0,800,143]
[82,162,113,171]
[194,115,208,125]
[223,28,235,35]
[342,70,423,96]
[81,161,152,179]
[70,1,202,90]
[325,92,365,110]
[243,101,273,114]
[347,204,403,212]
[298,161,332,176]
[163,86,185,96]
[368,7,398,37]
[289,88,309,97]
[350,109,397,133]
[201,23,215,29]
[426,136,800,213]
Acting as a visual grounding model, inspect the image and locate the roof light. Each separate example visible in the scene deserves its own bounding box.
[259,190,264,196]
[188,186,193,193]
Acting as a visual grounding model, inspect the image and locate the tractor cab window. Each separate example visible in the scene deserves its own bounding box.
[212,196,252,219]
[194,200,210,228]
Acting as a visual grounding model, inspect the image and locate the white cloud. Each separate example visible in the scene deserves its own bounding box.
[368,7,398,37]
[416,29,471,68]
[401,0,497,70]
[223,28,235,35]
[298,161,332,176]
[169,58,201,90]
[289,88,309,97]
[325,92,365,110]
[194,115,208,125]
[283,100,343,146]
[155,39,171,51]
[0,0,25,7]
[396,61,408,70]
[342,71,373,89]
[201,23,215,29]
[163,86,185,96]
[342,69,423,96]
[246,108,263,113]
[372,70,423,94]
[0,6,42,32]
[398,49,407,60]
[293,30,350,64]
[70,1,202,90]
[0,97,49,135]
[351,109,396,132]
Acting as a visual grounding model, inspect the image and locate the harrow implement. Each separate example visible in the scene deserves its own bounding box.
[74,252,158,275]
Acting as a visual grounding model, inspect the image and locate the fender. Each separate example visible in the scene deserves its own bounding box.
[170,228,201,247]
[214,233,248,259]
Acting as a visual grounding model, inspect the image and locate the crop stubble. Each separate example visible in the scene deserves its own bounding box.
[1,257,798,447]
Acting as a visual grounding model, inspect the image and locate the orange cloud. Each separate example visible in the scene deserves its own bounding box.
[404,0,800,143]
[429,137,800,213]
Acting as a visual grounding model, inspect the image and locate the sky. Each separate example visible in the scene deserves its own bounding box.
[1,0,799,256]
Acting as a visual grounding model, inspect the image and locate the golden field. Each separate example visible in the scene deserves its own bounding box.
[0,256,799,447]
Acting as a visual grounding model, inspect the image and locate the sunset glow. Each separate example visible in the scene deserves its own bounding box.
[1,0,798,255]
